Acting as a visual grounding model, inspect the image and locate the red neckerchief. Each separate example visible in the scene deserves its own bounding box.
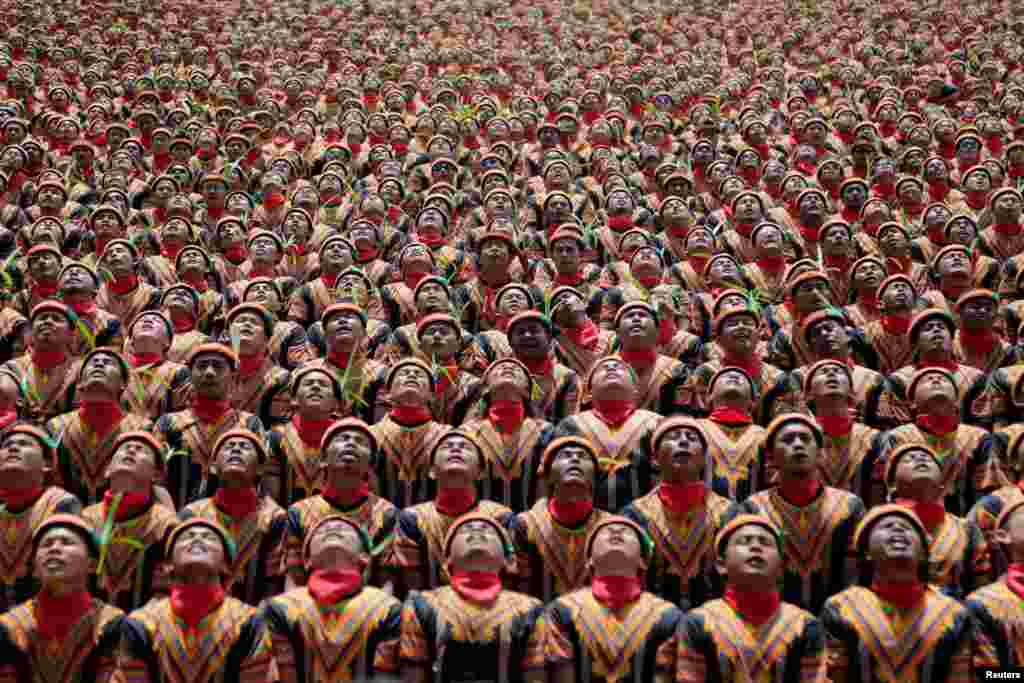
[320,272,340,289]
[928,181,950,203]
[593,398,635,427]
[1006,564,1024,601]
[994,222,1022,236]
[938,142,956,160]
[724,586,781,626]
[926,225,946,246]
[548,497,594,527]
[620,348,657,371]
[872,580,925,611]
[237,352,266,378]
[608,214,634,232]
[757,255,786,273]
[894,498,945,532]
[293,414,334,448]
[32,280,58,299]
[987,136,1003,156]
[817,413,853,437]
[327,350,351,369]
[657,481,706,515]
[403,270,428,290]
[489,399,525,434]
[592,575,642,609]
[415,230,446,248]
[451,570,502,604]
[79,400,123,437]
[916,354,959,372]
[170,583,225,629]
[563,319,600,350]
[824,254,851,271]
[31,349,67,370]
[223,245,247,264]
[637,274,661,290]
[723,353,762,380]
[34,589,93,642]
[965,191,989,211]
[179,273,209,293]
[390,404,433,425]
[102,490,151,521]
[778,477,822,507]
[191,395,231,424]
[65,297,97,316]
[710,407,753,425]
[435,487,477,517]
[960,328,998,355]
[308,569,364,606]
[872,182,896,202]
[688,255,709,274]
[521,355,554,377]
[554,270,584,287]
[916,413,959,436]
[263,193,286,210]
[170,312,196,333]
[840,206,861,224]
[656,316,677,346]
[214,486,260,519]
[881,314,912,336]
[0,486,43,510]
[799,220,821,244]
[322,481,370,508]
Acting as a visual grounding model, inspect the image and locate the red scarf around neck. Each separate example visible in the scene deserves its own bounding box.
[548,496,593,527]
[191,395,231,424]
[657,481,706,515]
[451,570,502,604]
[817,413,853,437]
[327,349,352,370]
[593,398,635,427]
[322,481,370,508]
[308,568,364,606]
[171,583,225,628]
[170,312,197,333]
[391,404,433,425]
[79,400,123,436]
[33,280,58,299]
[237,352,266,377]
[915,353,958,372]
[435,487,477,517]
[710,406,753,426]
[592,575,642,609]
[34,589,93,642]
[620,348,657,370]
[107,274,138,295]
[779,477,821,507]
[102,489,151,521]
[872,579,925,610]
[293,414,334,448]
[894,498,945,531]
[214,486,259,519]
[554,270,584,287]
[881,314,912,335]
[131,352,162,367]
[0,485,43,510]
[32,348,67,370]
[757,255,786,273]
[960,328,998,355]
[916,412,959,436]
[521,354,554,377]
[562,319,601,350]
[724,586,780,626]
[489,399,525,433]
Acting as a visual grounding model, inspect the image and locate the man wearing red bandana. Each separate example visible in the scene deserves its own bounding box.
[767,271,841,371]
[688,304,794,424]
[96,239,162,328]
[81,431,178,611]
[459,282,532,375]
[548,286,615,379]
[10,244,63,321]
[545,516,682,683]
[821,505,973,683]
[286,235,356,330]
[282,418,397,592]
[622,417,731,609]
[115,519,275,683]
[0,425,80,612]
[155,343,265,509]
[223,304,292,427]
[509,437,612,601]
[677,515,827,682]
[504,310,579,424]
[885,444,990,599]
[122,311,191,420]
[159,285,211,364]
[400,512,545,683]
[0,515,123,682]
[387,430,512,596]
[967,499,1024,669]
[0,301,81,423]
[883,367,1004,517]
[380,242,443,332]
[859,273,919,375]
[886,309,991,429]
[459,358,555,512]
[415,314,479,426]
[455,231,524,333]
[977,188,1024,262]
[56,263,124,358]
[375,276,453,366]
[736,413,865,614]
[370,358,452,510]
[554,357,659,511]
[695,366,768,502]
[301,304,388,424]
[264,516,401,683]
[951,289,1018,373]
[47,348,151,506]
[601,302,687,414]
[180,429,286,605]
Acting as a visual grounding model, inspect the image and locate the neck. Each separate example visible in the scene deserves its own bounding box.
[591,574,643,609]
[323,480,370,508]
[434,485,477,517]
[778,474,821,507]
[724,584,780,626]
[548,495,593,527]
